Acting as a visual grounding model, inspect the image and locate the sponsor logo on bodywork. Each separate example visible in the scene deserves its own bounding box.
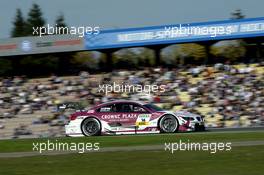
[136,114,151,126]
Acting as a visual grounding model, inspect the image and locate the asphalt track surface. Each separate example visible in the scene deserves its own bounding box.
[0,127,263,158]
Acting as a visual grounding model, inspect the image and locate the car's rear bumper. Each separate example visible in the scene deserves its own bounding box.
[65,119,83,137]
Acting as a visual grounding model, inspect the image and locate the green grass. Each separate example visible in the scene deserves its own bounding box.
[1,131,264,153]
[0,131,264,175]
[0,145,263,175]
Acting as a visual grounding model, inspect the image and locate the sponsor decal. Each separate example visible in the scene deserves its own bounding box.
[54,39,81,46]
[101,113,139,120]
[21,40,32,52]
[36,42,53,47]
[0,44,17,50]
[36,39,82,48]
[136,114,151,126]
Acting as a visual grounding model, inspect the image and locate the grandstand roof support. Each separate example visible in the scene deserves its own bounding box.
[148,45,168,66]
[101,49,119,71]
[198,41,217,64]
[256,42,262,60]
[243,37,264,62]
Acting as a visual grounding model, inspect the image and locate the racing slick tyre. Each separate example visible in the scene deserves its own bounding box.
[81,118,101,136]
[159,114,179,133]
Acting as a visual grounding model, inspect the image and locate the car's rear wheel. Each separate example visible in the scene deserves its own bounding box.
[159,114,179,133]
[81,118,101,136]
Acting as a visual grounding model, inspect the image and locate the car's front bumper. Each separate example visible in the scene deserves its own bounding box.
[179,121,205,131]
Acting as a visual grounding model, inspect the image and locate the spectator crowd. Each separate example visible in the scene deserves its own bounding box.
[0,62,263,139]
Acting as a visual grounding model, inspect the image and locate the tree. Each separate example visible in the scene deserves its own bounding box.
[178,43,206,62]
[211,41,246,62]
[231,9,245,19]
[55,13,67,28]
[161,45,182,66]
[26,3,46,36]
[113,48,141,69]
[138,48,155,66]
[71,52,99,70]
[11,9,26,37]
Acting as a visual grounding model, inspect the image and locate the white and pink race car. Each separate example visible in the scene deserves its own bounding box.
[63,100,205,137]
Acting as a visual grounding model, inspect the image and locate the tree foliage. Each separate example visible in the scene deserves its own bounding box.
[161,45,182,65]
[11,4,69,37]
[55,13,67,28]
[211,41,246,61]
[178,43,206,61]
[113,48,155,68]
[26,3,46,36]
[71,52,98,70]
[11,9,26,37]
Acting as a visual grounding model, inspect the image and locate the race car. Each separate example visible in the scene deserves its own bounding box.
[64,100,205,137]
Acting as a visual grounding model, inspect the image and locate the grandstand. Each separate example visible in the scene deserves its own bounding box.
[1,17,264,139]
[0,63,263,139]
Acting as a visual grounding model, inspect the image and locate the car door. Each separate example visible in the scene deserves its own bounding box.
[97,102,151,130]
[120,103,152,127]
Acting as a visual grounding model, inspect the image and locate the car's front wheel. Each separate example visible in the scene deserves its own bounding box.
[159,114,179,133]
[81,118,101,136]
